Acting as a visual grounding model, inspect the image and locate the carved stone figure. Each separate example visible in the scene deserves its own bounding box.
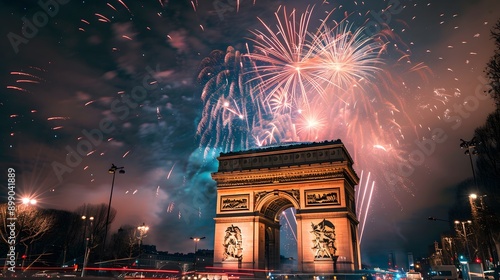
[310,219,337,259]
[255,191,268,204]
[222,225,243,261]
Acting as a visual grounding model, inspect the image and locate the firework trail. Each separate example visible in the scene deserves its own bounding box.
[196,46,270,155]
[282,208,297,242]
[7,67,46,94]
[356,170,376,245]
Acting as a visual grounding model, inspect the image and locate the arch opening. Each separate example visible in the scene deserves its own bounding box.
[257,191,299,222]
[259,195,298,271]
[261,197,294,222]
[279,207,298,273]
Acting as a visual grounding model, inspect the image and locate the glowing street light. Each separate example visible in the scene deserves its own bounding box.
[21,197,37,205]
[103,164,125,257]
[190,236,205,253]
[468,193,486,216]
[81,216,94,248]
[19,197,37,268]
[137,223,150,245]
[136,223,149,268]
[469,193,487,210]
[81,216,94,277]
[468,194,496,267]
[190,236,205,272]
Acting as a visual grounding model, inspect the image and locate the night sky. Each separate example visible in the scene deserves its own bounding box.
[1,0,499,269]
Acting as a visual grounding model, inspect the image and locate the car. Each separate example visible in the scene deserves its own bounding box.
[406,271,423,280]
[119,272,147,279]
[33,271,50,277]
[32,270,76,278]
[58,272,78,278]
[484,270,496,280]
[47,272,61,278]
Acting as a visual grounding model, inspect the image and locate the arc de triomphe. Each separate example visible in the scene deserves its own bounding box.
[212,140,361,274]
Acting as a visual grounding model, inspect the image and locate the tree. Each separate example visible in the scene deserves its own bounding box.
[56,210,85,266]
[110,225,139,260]
[0,203,55,268]
[26,209,81,268]
[486,19,500,105]
[475,110,500,191]
[74,203,116,260]
[472,17,500,267]
[480,18,500,189]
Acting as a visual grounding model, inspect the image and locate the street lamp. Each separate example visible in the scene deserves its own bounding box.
[190,236,205,272]
[81,216,94,277]
[469,193,486,207]
[469,194,496,268]
[136,223,149,268]
[21,197,37,205]
[19,197,37,268]
[454,220,472,261]
[137,223,149,250]
[460,138,478,188]
[81,216,91,251]
[468,193,485,219]
[103,164,125,257]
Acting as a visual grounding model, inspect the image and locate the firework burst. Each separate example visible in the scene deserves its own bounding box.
[197,46,271,154]
[246,6,321,111]
[197,5,430,205]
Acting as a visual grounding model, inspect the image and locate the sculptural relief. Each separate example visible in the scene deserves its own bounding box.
[311,219,337,259]
[222,225,243,261]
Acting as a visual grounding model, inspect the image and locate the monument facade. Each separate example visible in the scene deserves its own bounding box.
[212,140,361,274]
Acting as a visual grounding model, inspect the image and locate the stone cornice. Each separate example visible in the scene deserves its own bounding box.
[213,167,358,187]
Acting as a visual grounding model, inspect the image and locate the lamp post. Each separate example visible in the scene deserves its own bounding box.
[469,194,496,268]
[468,193,483,221]
[137,223,149,268]
[103,164,125,258]
[20,198,37,268]
[81,216,94,277]
[455,220,472,261]
[460,138,478,189]
[81,215,90,253]
[190,236,205,272]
